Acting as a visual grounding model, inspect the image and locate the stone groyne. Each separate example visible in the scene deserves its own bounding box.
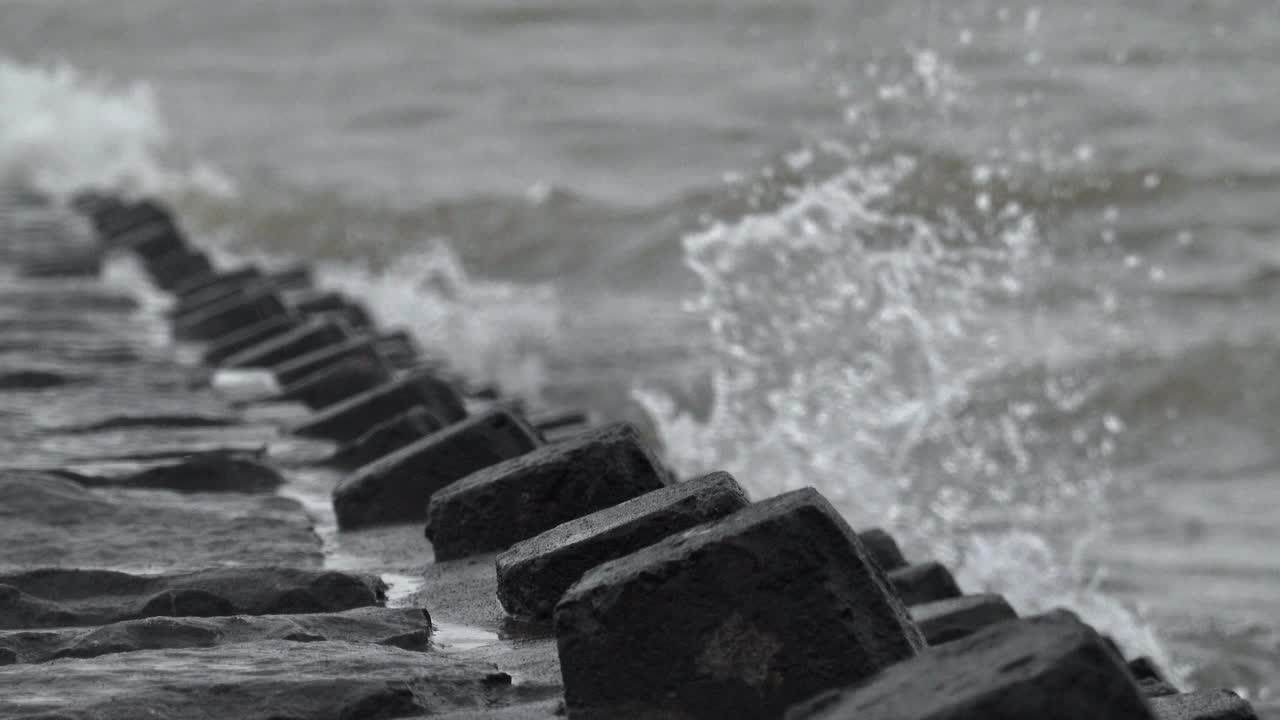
[0,189,1261,719]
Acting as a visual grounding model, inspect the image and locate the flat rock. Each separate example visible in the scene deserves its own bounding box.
[788,610,1156,720]
[888,561,963,605]
[0,566,386,629]
[0,606,432,663]
[1149,690,1258,720]
[0,640,526,720]
[335,407,541,530]
[65,453,285,494]
[426,422,669,561]
[909,593,1017,645]
[0,471,321,571]
[292,368,468,442]
[221,316,350,369]
[496,470,749,618]
[328,405,445,470]
[858,528,909,571]
[554,487,924,720]
[279,353,392,410]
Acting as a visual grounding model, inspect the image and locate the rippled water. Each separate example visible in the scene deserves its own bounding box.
[2,0,1278,709]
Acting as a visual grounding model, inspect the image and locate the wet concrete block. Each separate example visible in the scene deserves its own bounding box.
[909,593,1017,645]
[495,470,749,619]
[426,422,671,561]
[221,316,351,369]
[172,265,262,300]
[0,567,386,630]
[888,561,963,605]
[292,368,468,441]
[273,334,384,386]
[1141,679,1182,698]
[172,288,289,341]
[334,407,541,530]
[1149,690,1259,720]
[201,314,305,366]
[1129,656,1168,682]
[144,247,215,290]
[787,610,1155,720]
[0,606,433,664]
[375,329,421,367]
[172,264,312,320]
[328,405,445,469]
[858,528,909,571]
[291,290,365,317]
[554,487,924,719]
[279,353,394,410]
[91,199,172,240]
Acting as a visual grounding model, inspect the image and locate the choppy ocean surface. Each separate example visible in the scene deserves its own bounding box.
[2,0,1278,708]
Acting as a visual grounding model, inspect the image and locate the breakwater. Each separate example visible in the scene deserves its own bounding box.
[0,188,1263,719]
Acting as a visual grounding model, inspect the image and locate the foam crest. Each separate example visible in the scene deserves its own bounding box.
[0,57,231,197]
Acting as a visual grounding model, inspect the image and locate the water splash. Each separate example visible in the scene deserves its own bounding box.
[0,57,231,197]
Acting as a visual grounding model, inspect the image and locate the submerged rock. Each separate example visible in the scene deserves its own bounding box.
[0,472,321,571]
[787,610,1155,720]
[0,640,524,720]
[554,487,923,720]
[0,369,80,390]
[334,408,541,530]
[0,606,433,663]
[426,422,669,561]
[68,453,285,494]
[496,470,750,619]
[0,566,386,629]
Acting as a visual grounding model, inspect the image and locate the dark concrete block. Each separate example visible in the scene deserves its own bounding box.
[172,288,289,341]
[1149,690,1258,720]
[201,314,304,365]
[272,334,383,386]
[172,265,312,320]
[374,329,420,368]
[92,199,172,240]
[292,290,363,317]
[889,561,963,605]
[333,408,541,530]
[221,316,351,369]
[426,422,670,561]
[787,610,1155,720]
[292,369,468,441]
[909,593,1017,645]
[496,470,749,619]
[554,487,924,720]
[144,248,214,290]
[279,354,393,410]
[1141,679,1182,698]
[857,528,909,571]
[172,265,261,300]
[328,405,445,470]
[1129,656,1168,682]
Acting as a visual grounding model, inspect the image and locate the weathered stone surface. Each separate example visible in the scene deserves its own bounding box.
[173,265,312,319]
[172,288,289,341]
[858,528,909,571]
[0,606,432,663]
[888,561,963,605]
[335,408,540,530]
[292,290,366,319]
[328,405,445,469]
[496,471,748,618]
[909,593,1017,645]
[279,353,393,410]
[0,640,527,720]
[375,329,420,367]
[0,471,321,571]
[427,422,669,561]
[292,368,468,441]
[272,333,394,386]
[220,316,350,370]
[787,610,1155,720]
[1129,656,1168,682]
[1149,690,1259,720]
[67,453,285,494]
[103,216,184,259]
[202,314,305,366]
[554,487,924,720]
[0,566,385,629]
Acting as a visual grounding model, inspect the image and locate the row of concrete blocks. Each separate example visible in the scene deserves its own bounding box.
[71,193,1257,720]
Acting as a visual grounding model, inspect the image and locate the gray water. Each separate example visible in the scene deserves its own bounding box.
[2,0,1278,708]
